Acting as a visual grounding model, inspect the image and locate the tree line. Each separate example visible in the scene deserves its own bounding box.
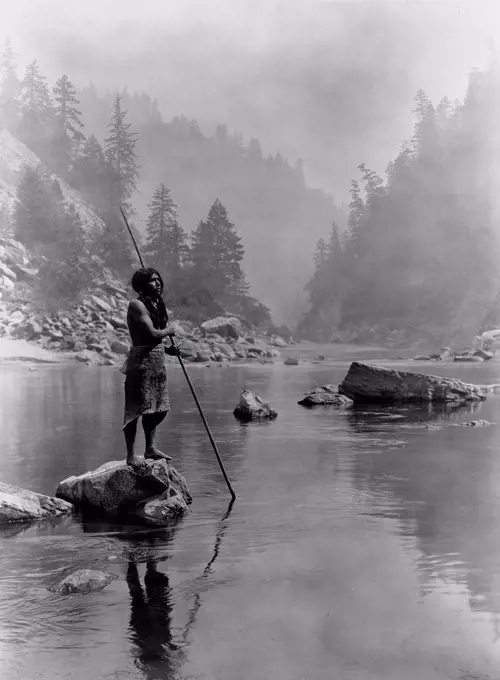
[0,41,274,327]
[299,60,500,347]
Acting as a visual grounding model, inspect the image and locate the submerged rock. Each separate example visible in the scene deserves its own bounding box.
[338,361,486,404]
[49,569,117,595]
[298,385,353,407]
[56,459,192,524]
[233,389,278,421]
[0,482,73,524]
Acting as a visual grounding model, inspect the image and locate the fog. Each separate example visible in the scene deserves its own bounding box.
[3,0,497,201]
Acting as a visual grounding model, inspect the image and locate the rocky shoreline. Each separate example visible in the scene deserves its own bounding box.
[0,285,290,367]
[0,234,294,365]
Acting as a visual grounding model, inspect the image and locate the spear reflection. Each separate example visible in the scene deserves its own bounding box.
[125,498,235,676]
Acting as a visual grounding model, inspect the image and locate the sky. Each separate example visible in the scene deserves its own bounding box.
[1,0,499,202]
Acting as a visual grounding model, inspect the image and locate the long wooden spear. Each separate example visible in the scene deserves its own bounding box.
[120,206,236,502]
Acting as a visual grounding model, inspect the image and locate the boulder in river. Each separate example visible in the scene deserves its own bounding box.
[454,354,484,363]
[233,388,278,421]
[298,385,353,407]
[56,459,192,524]
[473,349,494,361]
[0,482,73,524]
[338,361,486,404]
[49,569,117,595]
[201,316,243,339]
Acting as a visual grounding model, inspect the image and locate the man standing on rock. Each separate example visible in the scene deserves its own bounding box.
[120,267,179,468]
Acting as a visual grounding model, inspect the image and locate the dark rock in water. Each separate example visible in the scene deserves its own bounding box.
[0,482,73,524]
[56,459,192,524]
[473,349,494,361]
[338,361,486,404]
[298,385,353,407]
[454,354,483,363]
[49,569,117,595]
[233,389,278,421]
[284,357,299,366]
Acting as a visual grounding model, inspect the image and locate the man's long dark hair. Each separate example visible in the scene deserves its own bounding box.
[131,267,168,330]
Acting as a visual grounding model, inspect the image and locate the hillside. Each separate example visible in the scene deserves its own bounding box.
[76,87,347,325]
[0,129,106,237]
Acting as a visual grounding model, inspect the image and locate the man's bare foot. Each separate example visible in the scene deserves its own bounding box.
[126,455,148,468]
[144,447,172,461]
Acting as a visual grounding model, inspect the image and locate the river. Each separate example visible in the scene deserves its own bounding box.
[2,353,500,680]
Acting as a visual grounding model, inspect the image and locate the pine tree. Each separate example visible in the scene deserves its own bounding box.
[38,202,90,306]
[18,60,53,157]
[144,183,188,285]
[13,165,58,246]
[346,180,364,243]
[51,75,85,174]
[70,135,110,213]
[0,39,20,132]
[94,95,141,274]
[104,94,139,208]
[191,198,246,305]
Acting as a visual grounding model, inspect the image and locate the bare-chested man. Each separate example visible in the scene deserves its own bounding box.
[120,267,179,468]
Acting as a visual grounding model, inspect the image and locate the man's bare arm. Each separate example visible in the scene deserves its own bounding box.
[128,300,172,343]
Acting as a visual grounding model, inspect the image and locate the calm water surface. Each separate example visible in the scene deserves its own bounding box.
[2,356,500,679]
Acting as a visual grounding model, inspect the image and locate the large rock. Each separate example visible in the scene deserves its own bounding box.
[56,459,192,524]
[233,389,278,421]
[49,569,117,595]
[0,482,73,524]
[298,385,353,407]
[473,349,494,361]
[201,316,243,339]
[110,339,129,355]
[454,354,483,363]
[338,361,486,404]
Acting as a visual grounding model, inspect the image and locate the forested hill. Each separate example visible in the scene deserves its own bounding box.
[299,62,500,348]
[76,86,345,324]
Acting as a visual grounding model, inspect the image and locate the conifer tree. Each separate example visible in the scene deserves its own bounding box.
[70,135,109,213]
[0,39,20,132]
[104,94,139,208]
[13,165,57,246]
[38,203,90,305]
[191,198,246,304]
[98,95,140,274]
[51,75,85,174]
[144,183,188,284]
[18,60,53,156]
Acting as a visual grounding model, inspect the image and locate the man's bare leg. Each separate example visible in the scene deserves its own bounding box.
[143,412,172,461]
[124,419,147,467]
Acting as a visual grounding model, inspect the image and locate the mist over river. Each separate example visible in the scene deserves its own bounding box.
[2,350,500,680]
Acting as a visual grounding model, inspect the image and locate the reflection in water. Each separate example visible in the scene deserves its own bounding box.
[346,401,483,434]
[345,397,500,636]
[127,557,177,679]
[82,500,236,679]
[180,499,234,645]
[5,362,500,677]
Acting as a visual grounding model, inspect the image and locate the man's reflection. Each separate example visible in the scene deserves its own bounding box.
[127,557,179,679]
[125,500,234,678]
